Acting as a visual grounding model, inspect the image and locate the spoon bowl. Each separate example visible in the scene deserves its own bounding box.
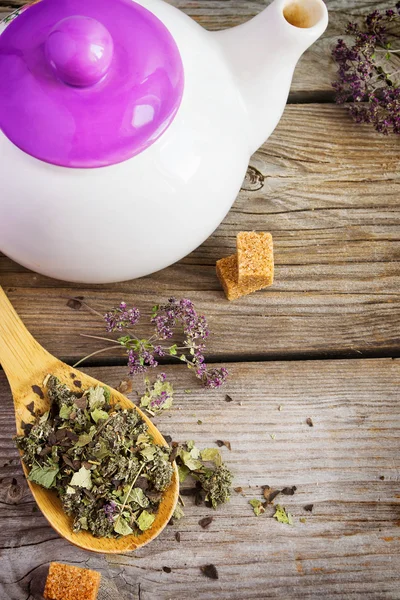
[0,286,179,553]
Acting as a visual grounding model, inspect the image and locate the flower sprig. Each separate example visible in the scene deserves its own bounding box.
[332,4,400,134]
[77,298,228,389]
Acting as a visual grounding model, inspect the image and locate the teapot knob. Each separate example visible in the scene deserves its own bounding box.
[45,16,114,87]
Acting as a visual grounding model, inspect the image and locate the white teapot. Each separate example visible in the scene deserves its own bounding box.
[0,0,328,283]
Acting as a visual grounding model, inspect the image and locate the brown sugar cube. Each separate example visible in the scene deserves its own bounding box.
[236,231,274,287]
[44,562,101,600]
[216,254,271,301]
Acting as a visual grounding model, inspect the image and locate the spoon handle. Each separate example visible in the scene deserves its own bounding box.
[0,286,50,389]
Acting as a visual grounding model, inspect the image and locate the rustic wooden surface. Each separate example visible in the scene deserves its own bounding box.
[2,360,400,600]
[1,0,400,598]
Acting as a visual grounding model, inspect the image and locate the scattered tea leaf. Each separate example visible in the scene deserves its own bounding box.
[234,486,243,493]
[304,504,314,512]
[273,504,293,525]
[117,380,133,394]
[197,420,203,425]
[278,405,283,411]
[31,385,44,399]
[184,389,192,394]
[249,499,265,516]
[66,296,84,310]
[200,564,219,580]
[299,517,306,524]
[162,567,172,573]
[175,532,181,542]
[306,418,314,427]
[216,440,232,451]
[225,395,233,403]
[269,434,276,440]
[200,448,222,466]
[172,504,185,521]
[281,486,297,496]
[199,516,213,529]
[178,465,190,483]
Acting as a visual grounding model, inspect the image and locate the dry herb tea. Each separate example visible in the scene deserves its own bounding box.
[16,376,174,538]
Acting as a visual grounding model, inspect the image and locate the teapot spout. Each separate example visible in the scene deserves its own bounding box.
[214,0,328,154]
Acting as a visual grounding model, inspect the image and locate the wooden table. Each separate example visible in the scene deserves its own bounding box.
[1,1,399,598]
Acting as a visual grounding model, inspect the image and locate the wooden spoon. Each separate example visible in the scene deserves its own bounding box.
[0,286,179,553]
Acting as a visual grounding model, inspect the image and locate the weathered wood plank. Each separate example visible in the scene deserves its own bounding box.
[0,104,399,361]
[1,1,399,98]
[1,359,399,599]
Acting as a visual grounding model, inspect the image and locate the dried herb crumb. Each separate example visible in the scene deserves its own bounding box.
[31,385,44,399]
[162,567,172,573]
[269,434,276,440]
[306,418,314,427]
[216,440,231,451]
[234,487,243,493]
[197,420,203,425]
[200,564,219,580]
[117,380,133,394]
[175,532,181,542]
[199,516,213,529]
[278,405,283,411]
[379,475,385,481]
[66,296,84,310]
[299,517,306,524]
[224,395,233,403]
[304,504,314,512]
[281,486,297,496]
[264,489,281,503]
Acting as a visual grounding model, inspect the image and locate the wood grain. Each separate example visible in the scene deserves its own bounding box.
[0,104,399,362]
[1,0,399,99]
[1,359,399,599]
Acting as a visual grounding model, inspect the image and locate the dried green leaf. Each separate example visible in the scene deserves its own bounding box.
[200,448,222,467]
[137,510,156,531]
[91,408,109,423]
[273,504,293,525]
[59,405,73,420]
[87,386,106,410]
[76,427,96,447]
[114,518,133,536]
[249,499,265,516]
[172,504,185,520]
[178,465,190,483]
[28,465,59,489]
[70,466,92,490]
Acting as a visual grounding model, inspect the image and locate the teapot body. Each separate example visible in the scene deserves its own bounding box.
[0,0,249,283]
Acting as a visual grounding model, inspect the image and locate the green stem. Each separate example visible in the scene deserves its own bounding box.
[80,334,121,345]
[72,346,115,368]
[115,464,145,525]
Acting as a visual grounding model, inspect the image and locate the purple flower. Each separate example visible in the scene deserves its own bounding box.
[104,501,118,523]
[104,302,140,333]
[332,6,400,135]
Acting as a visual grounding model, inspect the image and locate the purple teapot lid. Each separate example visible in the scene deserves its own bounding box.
[0,0,184,168]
